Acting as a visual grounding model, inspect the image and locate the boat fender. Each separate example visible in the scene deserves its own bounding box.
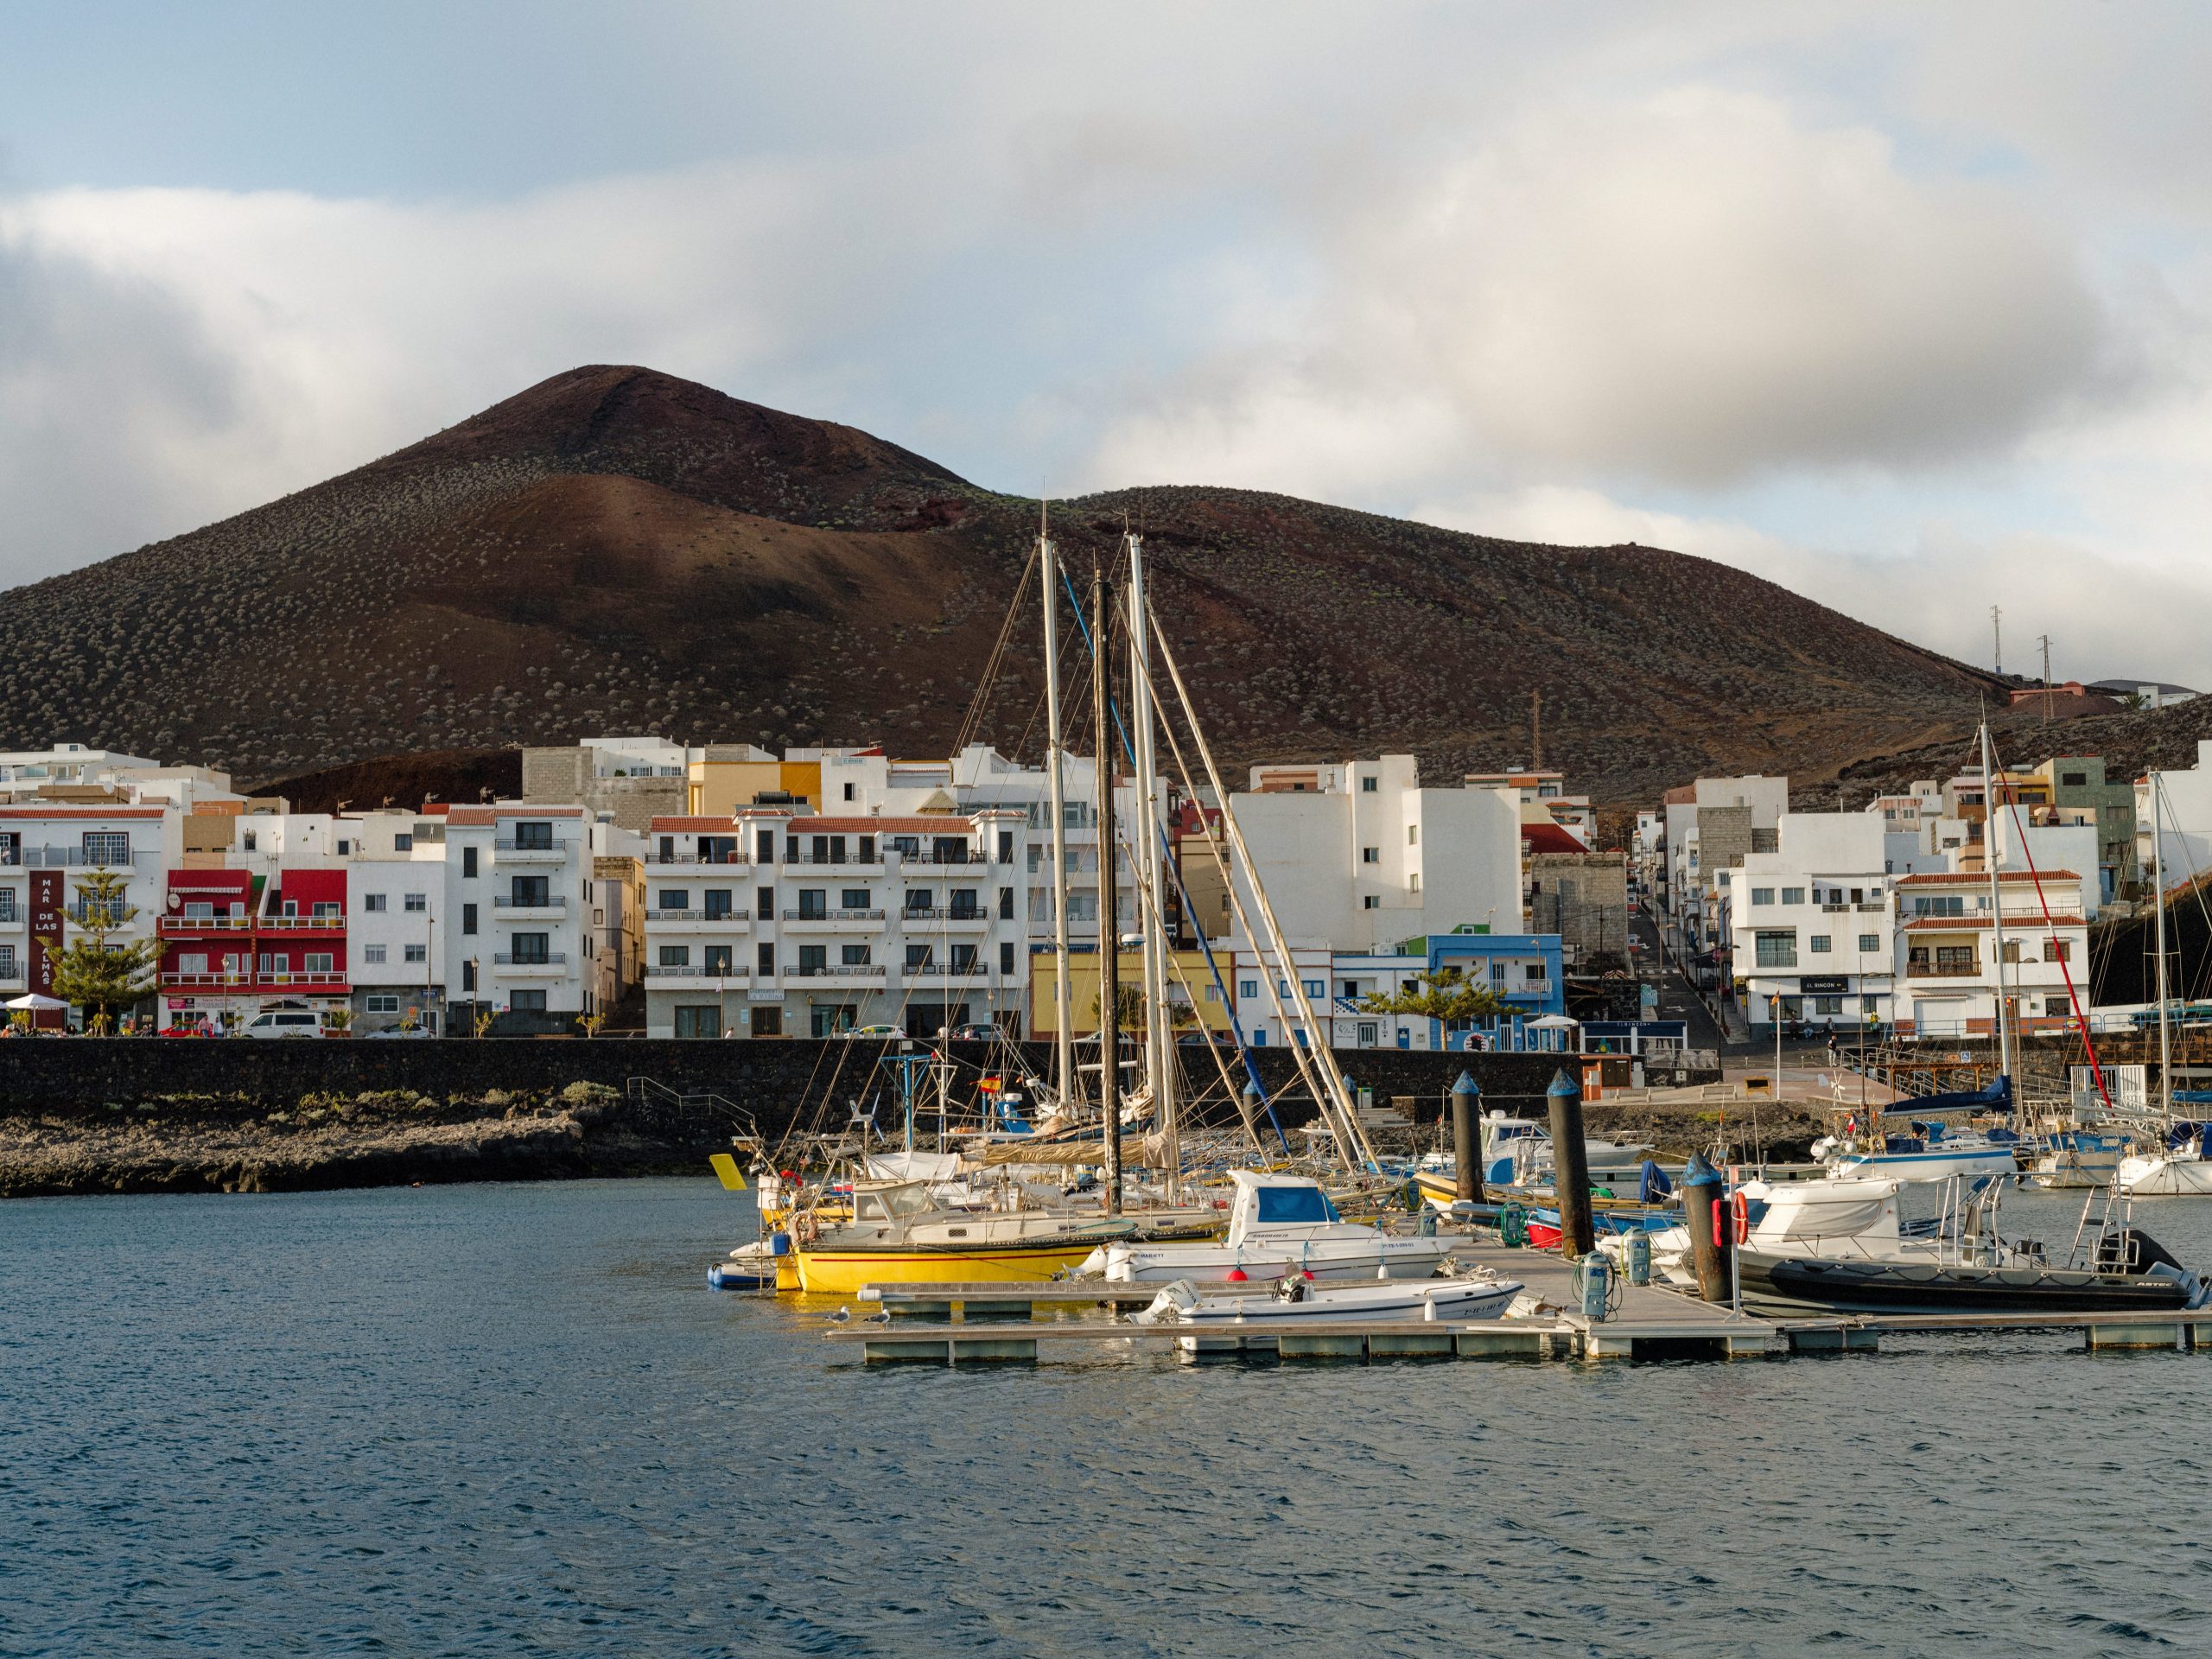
[769,1231,791,1256]
[1226,1267,1249,1281]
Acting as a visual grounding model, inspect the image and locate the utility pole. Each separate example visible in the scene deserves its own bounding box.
[2039,634,2053,722]
[1091,562,1122,1213]
[1991,606,2003,677]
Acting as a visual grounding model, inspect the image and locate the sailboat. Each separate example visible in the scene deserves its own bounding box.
[2118,766,2212,1194]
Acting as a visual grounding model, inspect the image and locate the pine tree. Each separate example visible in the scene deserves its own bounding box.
[41,868,160,1033]
[1359,966,1509,1026]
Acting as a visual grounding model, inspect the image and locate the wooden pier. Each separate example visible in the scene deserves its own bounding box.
[826,1237,2212,1364]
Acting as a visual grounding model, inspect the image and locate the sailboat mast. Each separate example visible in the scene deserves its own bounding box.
[2154,768,2171,1123]
[1127,532,1179,1200]
[1039,512,1077,1115]
[1092,563,1123,1213]
[1981,722,2012,1079]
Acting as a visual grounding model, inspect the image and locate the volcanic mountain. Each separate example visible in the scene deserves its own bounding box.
[0,365,2011,801]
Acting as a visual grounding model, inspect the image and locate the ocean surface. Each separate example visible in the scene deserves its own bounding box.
[5,1178,2209,1658]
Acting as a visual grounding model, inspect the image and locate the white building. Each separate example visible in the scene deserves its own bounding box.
[0,802,179,1023]
[344,810,450,1033]
[1721,812,1897,1032]
[442,804,623,1028]
[2134,741,2212,891]
[1897,869,2092,1039]
[640,804,1033,1039]
[1228,755,1522,957]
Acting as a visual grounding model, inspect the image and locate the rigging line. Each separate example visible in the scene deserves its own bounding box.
[1987,728,2111,1110]
[1060,557,1288,1153]
[951,537,1042,759]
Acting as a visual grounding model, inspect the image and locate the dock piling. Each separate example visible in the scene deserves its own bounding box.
[1547,1069,1596,1259]
[1452,1071,1482,1205]
[1681,1150,1731,1304]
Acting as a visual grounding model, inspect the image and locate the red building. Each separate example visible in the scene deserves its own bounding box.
[159,866,348,1028]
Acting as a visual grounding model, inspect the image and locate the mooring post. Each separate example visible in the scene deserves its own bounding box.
[1452,1071,1483,1205]
[1547,1068,1596,1259]
[1681,1150,1730,1303]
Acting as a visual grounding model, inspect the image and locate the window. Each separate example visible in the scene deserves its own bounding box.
[1755,931,1798,968]
[1255,1186,1339,1224]
[1910,894,1966,918]
[906,944,933,970]
[82,831,130,865]
[756,829,776,864]
[461,961,476,992]
[798,944,827,972]
[906,888,934,916]
[751,1006,782,1037]
[703,945,734,974]
[998,886,1014,919]
[364,893,388,913]
[1813,996,1844,1016]
[404,893,426,913]
[1000,942,1015,975]
[2047,938,2072,963]
[1339,980,1361,998]
[1859,934,1879,953]
[659,945,690,968]
[1302,978,1325,997]
[2045,997,2069,1015]
[1781,887,1806,906]
[658,890,690,911]
[1809,935,1832,955]
[1408,873,1421,893]
[461,903,478,936]
[843,888,871,910]
[510,990,547,1013]
[757,887,774,920]
[1490,960,1507,982]
[392,834,412,852]
[336,839,352,856]
[178,951,208,975]
[842,944,872,966]
[1362,847,1379,865]
[951,943,976,971]
[512,934,550,965]
[365,995,399,1014]
[305,952,334,973]
[243,830,257,852]
[1362,894,1379,910]
[2062,772,2087,788]
[798,888,828,919]
[757,942,774,976]
[843,782,856,803]
[363,944,389,965]
[997,830,1014,863]
[2002,941,2022,964]
[1360,777,1377,793]
[507,876,550,908]
[950,888,980,919]
[1863,995,1880,1014]
[1239,980,1259,999]
[513,822,554,850]
[1525,963,1544,982]
[1408,825,1419,845]
[462,846,478,879]
[404,944,427,964]
[704,889,734,920]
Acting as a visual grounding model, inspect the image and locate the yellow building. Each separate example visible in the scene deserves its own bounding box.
[1029,949,1236,1038]
[688,755,822,816]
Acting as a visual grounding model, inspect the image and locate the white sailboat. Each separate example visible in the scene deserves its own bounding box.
[1083,1170,1454,1283]
[2118,766,2212,1194]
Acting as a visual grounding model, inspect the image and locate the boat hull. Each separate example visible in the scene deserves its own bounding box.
[1828,1147,2018,1183]
[793,1241,1103,1295]
[1173,1281,1522,1325]
[1733,1248,2192,1317]
[1103,1237,1454,1285]
[2119,1154,2212,1196]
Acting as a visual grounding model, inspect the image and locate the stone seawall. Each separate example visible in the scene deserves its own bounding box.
[0,1039,1710,1198]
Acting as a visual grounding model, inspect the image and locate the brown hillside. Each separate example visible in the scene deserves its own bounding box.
[0,365,2005,799]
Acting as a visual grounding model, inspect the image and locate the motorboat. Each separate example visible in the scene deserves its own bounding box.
[1084,1170,1454,1284]
[1130,1269,1523,1346]
[2027,1128,2126,1190]
[2119,1123,2212,1196]
[1813,1076,2022,1183]
[791,1179,1135,1294]
[1641,1173,2205,1315]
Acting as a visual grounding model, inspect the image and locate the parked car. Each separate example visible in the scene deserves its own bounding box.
[365,1026,438,1040]
[841,1024,906,1040]
[238,1009,330,1039]
[945,1024,1000,1042]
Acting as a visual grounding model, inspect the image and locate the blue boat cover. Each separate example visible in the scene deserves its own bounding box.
[1878,1074,2012,1120]
[1638,1160,1675,1203]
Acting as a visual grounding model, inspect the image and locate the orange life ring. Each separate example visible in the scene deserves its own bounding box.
[1731,1190,1751,1245]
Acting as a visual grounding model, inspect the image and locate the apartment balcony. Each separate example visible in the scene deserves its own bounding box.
[645,853,753,868]
[3,847,157,869]
[782,908,887,928]
[0,912,23,933]
[157,916,253,937]
[785,853,885,868]
[162,970,350,991]
[788,963,888,982]
[644,965,751,989]
[644,908,751,933]
[899,906,993,929]
[905,963,987,981]
[493,952,569,977]
[257,915,346,931]
[1856,901,1887,912]
[493,897,569,922]
[1906,961,1980,980]
[493,837,571,864]
[892,851,984,867]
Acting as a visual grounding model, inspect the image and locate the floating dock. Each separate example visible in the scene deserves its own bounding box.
[827,1237,2212,1364]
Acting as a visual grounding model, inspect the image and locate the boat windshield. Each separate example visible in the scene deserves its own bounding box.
[1254,1186,1340,1224]
[855,1184,936,1222]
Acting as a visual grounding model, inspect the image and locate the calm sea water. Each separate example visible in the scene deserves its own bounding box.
[5,1178,2209,1658]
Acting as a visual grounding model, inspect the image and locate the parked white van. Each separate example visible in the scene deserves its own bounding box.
[239,1009,328,1039]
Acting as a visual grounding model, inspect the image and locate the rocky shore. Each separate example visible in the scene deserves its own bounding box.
[0,1083,713,1198]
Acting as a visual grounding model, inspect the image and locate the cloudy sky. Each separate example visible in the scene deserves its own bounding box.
[3,3,2208,684]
